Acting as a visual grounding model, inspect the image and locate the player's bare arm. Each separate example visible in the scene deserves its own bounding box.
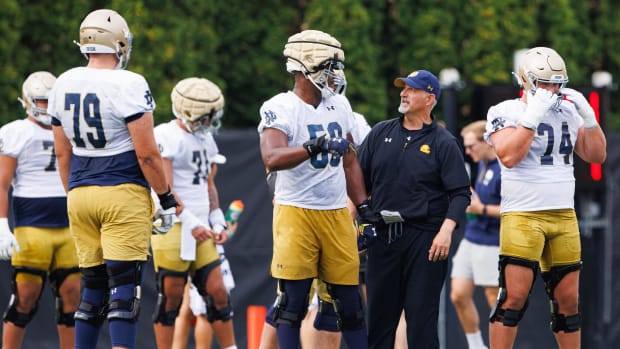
[0,155,17,216]
[208,172,229,244]
[342,151,368,206]
[489,127,534,168]
[260,127,309,171]
[574,126,606,164]
[52,126,73,192]
[127,112,170,195]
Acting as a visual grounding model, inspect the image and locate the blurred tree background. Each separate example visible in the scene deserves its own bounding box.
[1,0,618,130]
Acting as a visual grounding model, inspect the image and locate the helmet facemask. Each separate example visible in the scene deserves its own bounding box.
[305,57,346,99]
[174,109,224,135]
[517,47,568,109]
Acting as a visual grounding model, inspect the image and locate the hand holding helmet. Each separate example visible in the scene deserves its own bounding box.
[561,88,598,129]
[521,88,556,130]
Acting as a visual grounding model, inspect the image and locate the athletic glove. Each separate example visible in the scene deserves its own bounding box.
[561,88,598,129]
[303,136,352,157]
[152,209,175,234]
[356,200,382,251]
[521,88,556,130]
[326,137,351,157]
[209,208,227,235]
[303,135,328,157]
[357,222,377,252]
[0,218,19,259]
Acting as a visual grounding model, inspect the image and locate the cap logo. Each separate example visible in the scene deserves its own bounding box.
[427,85,434,92]
[409,71,419,77]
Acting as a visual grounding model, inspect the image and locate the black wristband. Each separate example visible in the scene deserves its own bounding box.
[157,188,178,210]
[482,205,487,216]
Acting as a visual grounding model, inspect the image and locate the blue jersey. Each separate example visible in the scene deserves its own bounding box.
[464,159,501,246]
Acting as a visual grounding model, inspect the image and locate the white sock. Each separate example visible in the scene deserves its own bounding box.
[222,346,238,349]
[465,330,487,349]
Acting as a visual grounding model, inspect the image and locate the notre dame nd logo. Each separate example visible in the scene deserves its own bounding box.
[264,110,277,126]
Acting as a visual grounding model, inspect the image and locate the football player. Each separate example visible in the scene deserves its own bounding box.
[258,29,376,349]
[151,77,236,349]
[0,71,81,349]
[48,9,179,349]
[486,47,606,349]
[171,153,238,349]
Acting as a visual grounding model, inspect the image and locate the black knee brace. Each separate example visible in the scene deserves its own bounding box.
[2,267,46,328]
[325,283,365,331]
[75,264,109,327]
[191,261,220,296]
[489,255,538,327]
[191,262,233,323]
[50,267,80,327]
[152,268,187,326]
[204,294,234,323]
[106,261,143,323]
[542,262,582,333]
[314,298,339,332]
[271,279,311,328]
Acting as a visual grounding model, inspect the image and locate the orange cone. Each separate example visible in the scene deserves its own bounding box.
[247,305,268,349]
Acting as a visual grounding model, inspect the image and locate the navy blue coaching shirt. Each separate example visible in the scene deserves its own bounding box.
[357,116,471,232]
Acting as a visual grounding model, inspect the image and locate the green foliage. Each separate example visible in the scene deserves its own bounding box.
[0,1,618,131]
[304,0,388,125]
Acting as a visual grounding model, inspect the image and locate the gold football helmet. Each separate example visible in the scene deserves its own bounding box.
[283,29,346,99]
[18,71,56,125]
[171,77,225,134]
[517,47,568,93]
[78,9,133,69]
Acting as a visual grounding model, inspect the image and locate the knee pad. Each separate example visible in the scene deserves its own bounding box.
[313,298,339,332]
[75,264,109,327]
[191,262,220,297]
[2,267,47,328]
[489,255,538,327]
[106,260,144,323]
[204,294,234,323]
[152,269,187,326]
[50,267,80,327]
[542,263,582,333]
[325,283,365,331]
[54,297,75,327]
[272,279,312,328]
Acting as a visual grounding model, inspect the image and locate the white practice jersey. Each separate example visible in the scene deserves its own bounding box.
[155,120,218,223]
[258,92,355,209]
[0,119,66,198]
[351,111,371,145]
[485,98,584,212]
[48,67,155,157]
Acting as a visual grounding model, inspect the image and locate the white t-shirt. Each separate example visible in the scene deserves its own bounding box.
[258,92,355,209]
